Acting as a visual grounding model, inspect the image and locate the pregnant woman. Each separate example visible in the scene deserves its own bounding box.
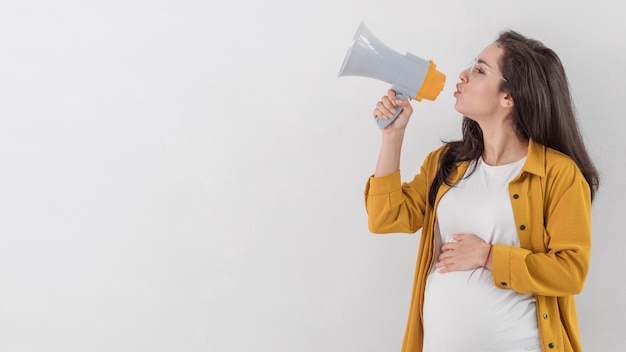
[364,30,599,352]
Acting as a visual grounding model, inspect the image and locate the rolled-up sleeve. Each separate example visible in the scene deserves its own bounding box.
[364,149,442,234]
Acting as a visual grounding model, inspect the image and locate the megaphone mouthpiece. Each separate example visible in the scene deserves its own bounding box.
[416,60,446,102]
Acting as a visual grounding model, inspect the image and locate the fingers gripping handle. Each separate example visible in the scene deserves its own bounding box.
[375,92,410,129]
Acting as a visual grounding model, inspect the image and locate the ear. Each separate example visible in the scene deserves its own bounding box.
[500,92,514,108]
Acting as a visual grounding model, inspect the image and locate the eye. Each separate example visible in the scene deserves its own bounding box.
[475,65,485,74]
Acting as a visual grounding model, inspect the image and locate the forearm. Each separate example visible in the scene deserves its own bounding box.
[492,245,589,296]
[374,130,405,177]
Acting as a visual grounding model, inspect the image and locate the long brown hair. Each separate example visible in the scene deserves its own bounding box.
[428,30,599,207]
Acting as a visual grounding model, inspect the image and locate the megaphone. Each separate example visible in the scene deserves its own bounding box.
[338,22,446,129]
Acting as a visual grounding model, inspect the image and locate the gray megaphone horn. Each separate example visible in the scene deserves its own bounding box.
[338,22,446,129]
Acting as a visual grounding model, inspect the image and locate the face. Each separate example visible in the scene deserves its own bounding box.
[454,43,510,123]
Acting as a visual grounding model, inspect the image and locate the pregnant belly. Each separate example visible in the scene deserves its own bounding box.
[423,268,538,351]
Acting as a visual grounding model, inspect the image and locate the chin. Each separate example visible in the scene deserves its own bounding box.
[453,101,465,115]
[454,103,477,121]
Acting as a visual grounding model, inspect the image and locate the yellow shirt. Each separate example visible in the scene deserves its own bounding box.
[365,139,591,352]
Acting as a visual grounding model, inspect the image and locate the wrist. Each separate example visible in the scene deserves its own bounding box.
[381,127,406,138]
[483,243,493,268]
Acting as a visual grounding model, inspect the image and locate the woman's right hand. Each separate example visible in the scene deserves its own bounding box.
[373,89,414,133]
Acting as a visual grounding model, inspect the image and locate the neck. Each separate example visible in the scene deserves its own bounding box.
[480,124,528,166]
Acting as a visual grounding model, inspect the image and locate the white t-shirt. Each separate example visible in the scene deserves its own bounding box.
[423,157,542,352]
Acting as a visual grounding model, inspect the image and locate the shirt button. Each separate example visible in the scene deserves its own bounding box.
[548,342,555,349]
[543,313,548,319]
[513,194,519,199]
[520,225,526,230]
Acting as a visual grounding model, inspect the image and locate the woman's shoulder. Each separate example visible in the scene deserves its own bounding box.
[544,146,578,167]
[534,144,591,204]
[528,140,578,169]
[420,143,451,167]
[428,143,451,157]
[542,146,585,181]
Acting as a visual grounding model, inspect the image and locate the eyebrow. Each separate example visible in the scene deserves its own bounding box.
[476,58,493,68]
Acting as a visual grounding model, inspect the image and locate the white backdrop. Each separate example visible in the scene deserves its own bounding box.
[1,1,624,351]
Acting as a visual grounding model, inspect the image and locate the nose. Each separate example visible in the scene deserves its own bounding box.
[459,67,470,83]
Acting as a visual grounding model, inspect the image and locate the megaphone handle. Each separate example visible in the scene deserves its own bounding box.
[375,92,410,129]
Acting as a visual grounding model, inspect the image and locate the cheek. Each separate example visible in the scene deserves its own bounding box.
[467,83,501,104]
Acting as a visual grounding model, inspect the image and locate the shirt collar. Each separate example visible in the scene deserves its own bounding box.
[451,138,546,185]
[520,138,546,177]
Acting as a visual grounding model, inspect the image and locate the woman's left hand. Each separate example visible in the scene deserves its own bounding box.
[435,234,492,273]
